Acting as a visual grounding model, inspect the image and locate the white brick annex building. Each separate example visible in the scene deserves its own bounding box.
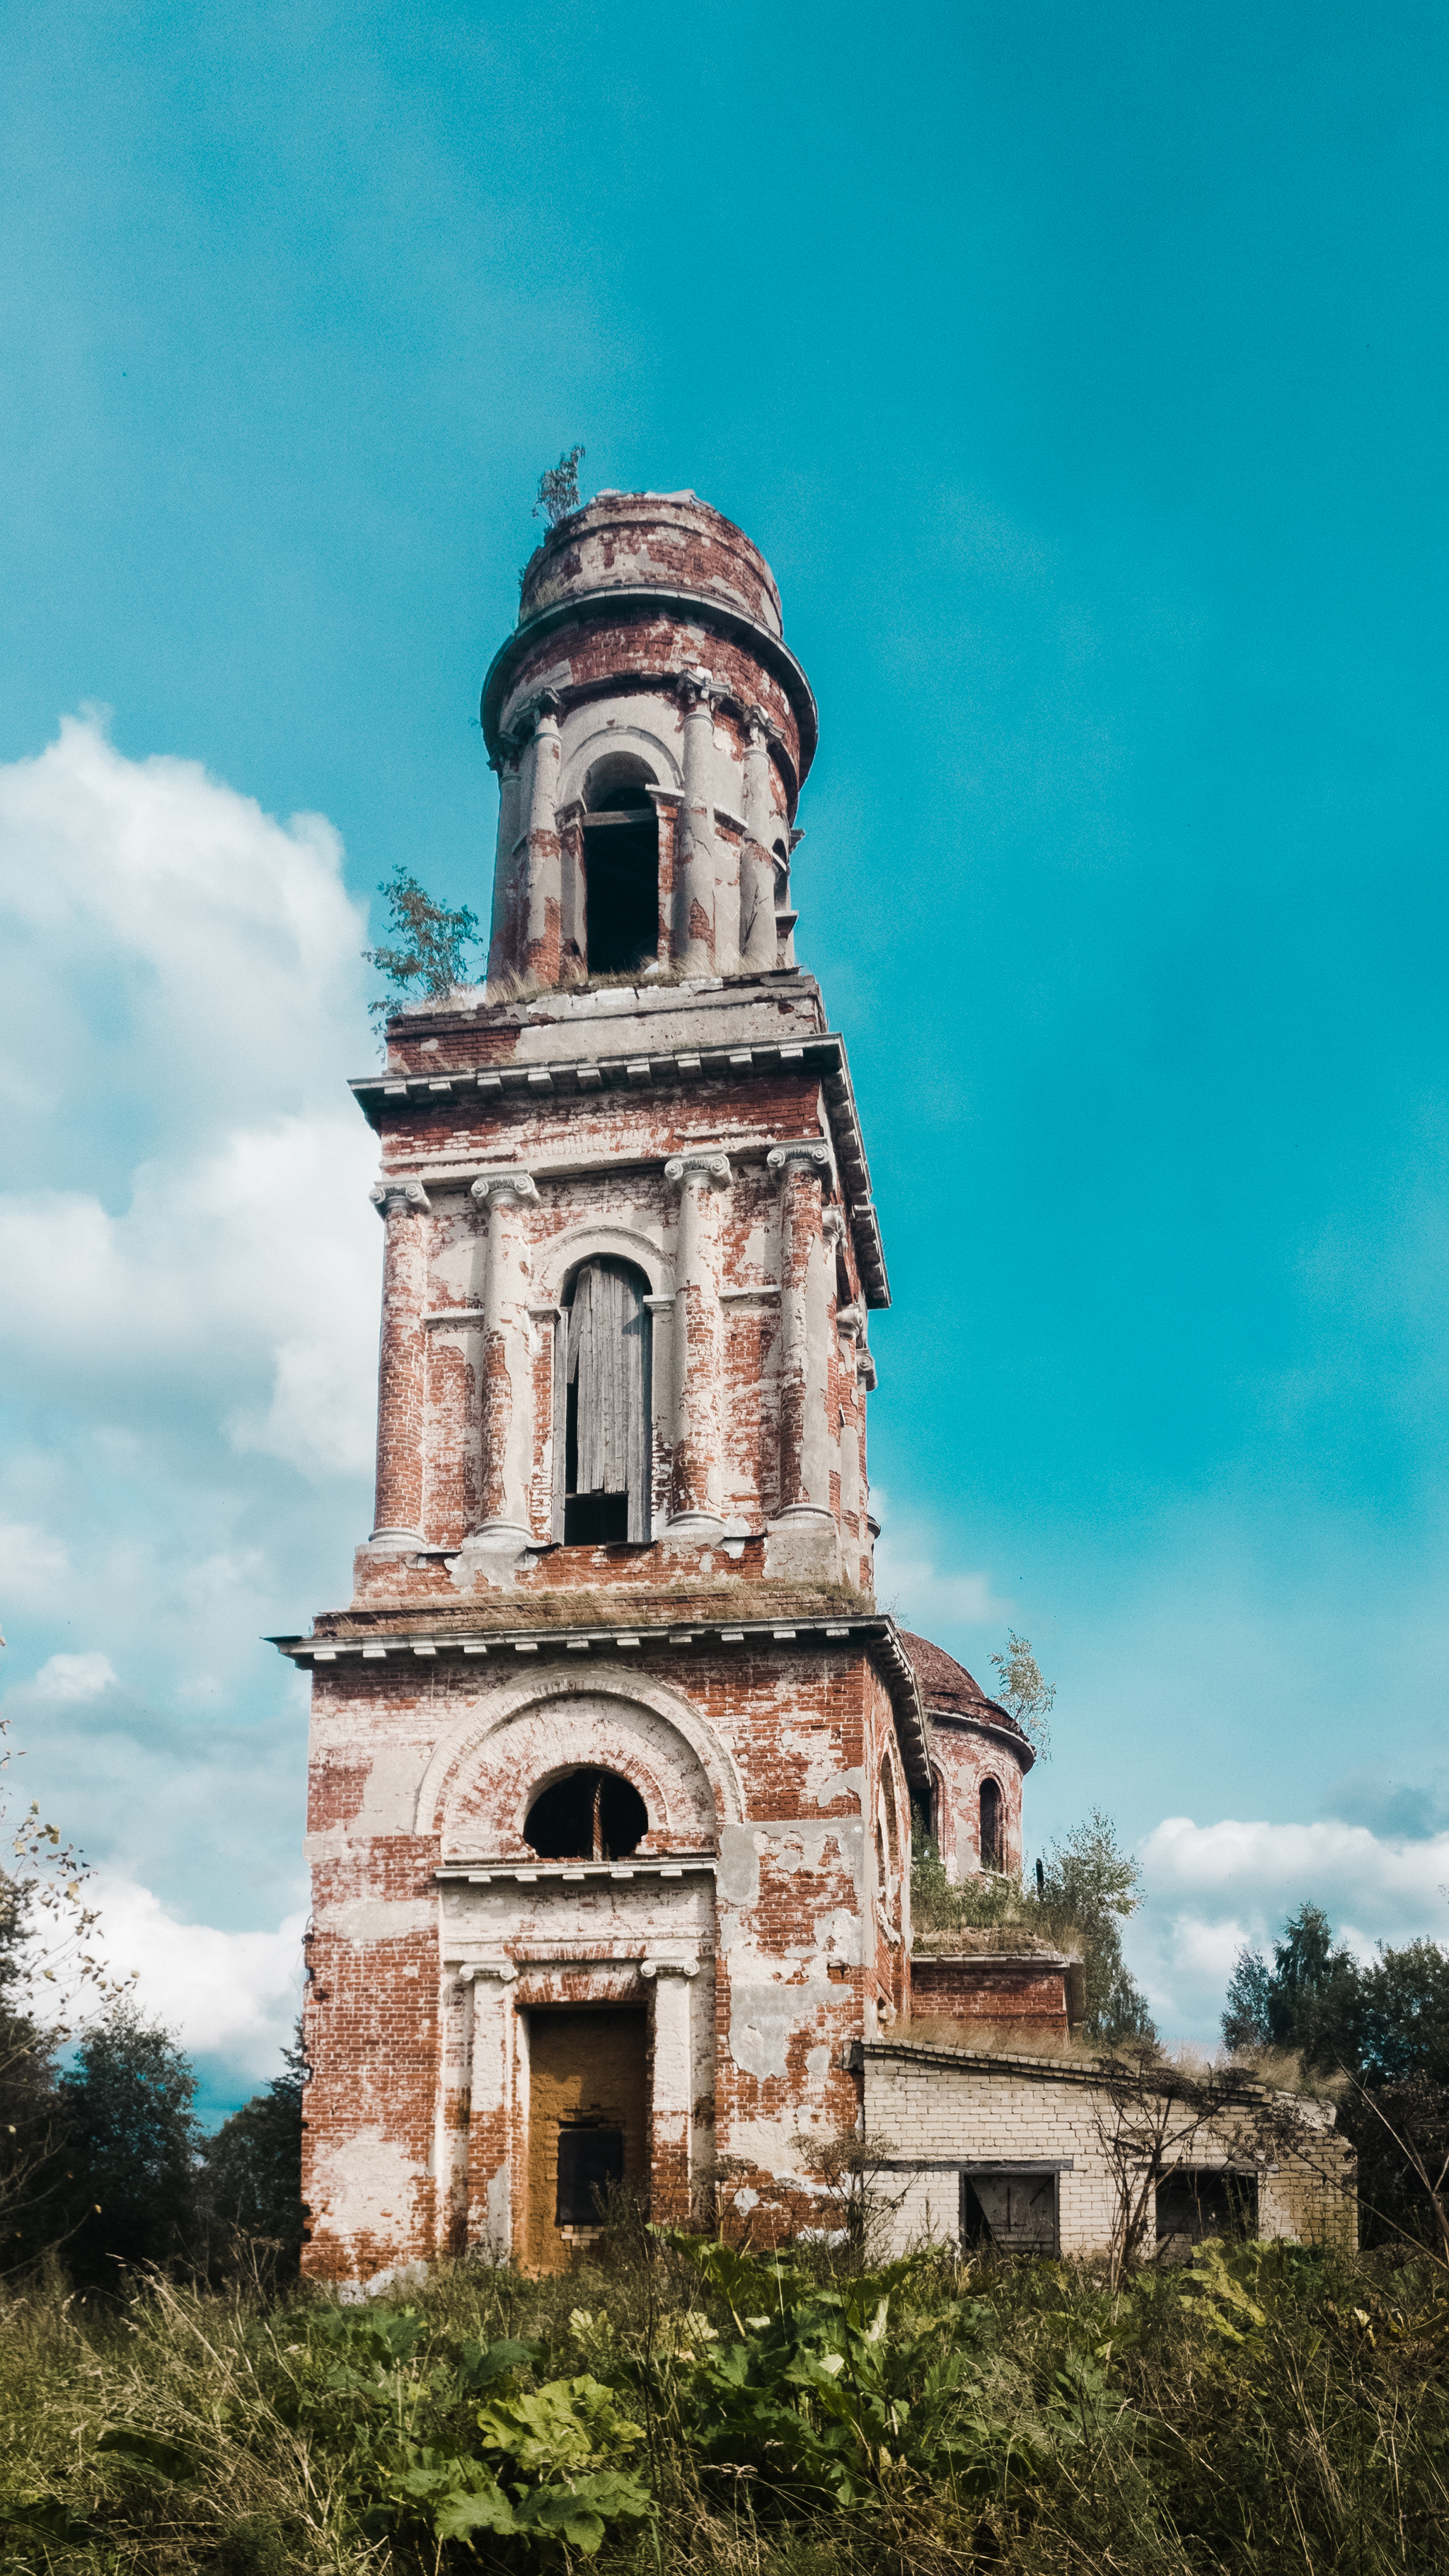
[275,489,1356,2280]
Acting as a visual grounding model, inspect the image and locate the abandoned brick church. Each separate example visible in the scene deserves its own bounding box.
[276,490,1353,2280]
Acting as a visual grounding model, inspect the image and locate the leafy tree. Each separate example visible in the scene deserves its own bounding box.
[0,1868,65,2270]
[534,444,585,529]
[198,2021,307,2274]
[54,2004,200,2286]
[1355,1939,1449,2085]
[911,1805,1157,2047]
[1035,1810,1157,2044]
[989,1631,1056,1758]
[363,868,482,1020]
[1221,1903,1360,2066]
[1220,1902,1449,2253]
[1,1714,134,2269]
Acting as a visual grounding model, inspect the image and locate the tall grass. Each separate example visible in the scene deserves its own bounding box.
[4,2231,1448,2572]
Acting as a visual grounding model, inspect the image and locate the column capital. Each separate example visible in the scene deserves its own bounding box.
[517,688,562,732]
[471,1170,540,1208]
[836,1301,866,1342]
[767,1139,831,1183]
[369,1179,431,1219]
[676,666,717,715]
[664,1150,731,1189]
[641,1955,700,1980]
[744,702,780,748]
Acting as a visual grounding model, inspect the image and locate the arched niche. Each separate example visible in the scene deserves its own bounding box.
[415,1673,744,1859]
[535,1223,672,1307]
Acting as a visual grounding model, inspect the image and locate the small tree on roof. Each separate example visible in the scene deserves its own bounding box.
[990,1629,1056,1758]
[364,869,482,1022]
[535,444,585,529]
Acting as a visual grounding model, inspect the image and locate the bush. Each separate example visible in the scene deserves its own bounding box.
[6,2230,1449,2572]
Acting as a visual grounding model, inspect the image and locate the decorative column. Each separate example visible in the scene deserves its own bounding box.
[740,705,780,974]
[522,692,562,988]
[675,671,717,971]
[763,1143,841,1580]
[367,1179,431,1547]
[486,732,527,984]
[836,1300,865,1564]
[663,1149,732,1541]
[642,1955,700,2224]
[468,1171,540,1555]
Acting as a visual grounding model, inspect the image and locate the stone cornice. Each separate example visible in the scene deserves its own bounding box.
[350,1029,888,1307]
[925,1707,1037,1776]
[270,1610,933,1790]
[479,585,819,805]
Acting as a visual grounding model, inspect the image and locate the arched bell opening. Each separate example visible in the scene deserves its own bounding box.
[582,753,659,977]
[556,1254,652,1544]
[525,1767,650,1861]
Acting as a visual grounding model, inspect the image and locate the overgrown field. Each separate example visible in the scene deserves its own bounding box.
[4,2226,1449,2575]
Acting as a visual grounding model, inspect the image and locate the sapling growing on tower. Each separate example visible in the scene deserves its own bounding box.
[363,868,482,1022]
[991,1629,1056,1758]
[534,443,585,528]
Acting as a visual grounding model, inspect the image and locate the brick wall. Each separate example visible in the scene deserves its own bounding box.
[862,2042,1358,2260]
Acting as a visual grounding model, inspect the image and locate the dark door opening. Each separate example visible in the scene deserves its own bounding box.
[556,2125,625,2227]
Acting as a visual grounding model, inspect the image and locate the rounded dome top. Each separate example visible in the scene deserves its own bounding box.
[900,1630,1025,1741]
[519,490,785,639]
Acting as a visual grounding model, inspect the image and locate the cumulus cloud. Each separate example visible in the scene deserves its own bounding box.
[872,1494,1008,1639]
[0,1522,71,1612]
[1125,1812,1449,2040]
[0,716,381,1484]
[83,1875,307,2091]
[33,1651,120,1702]
[0,714,379,2100]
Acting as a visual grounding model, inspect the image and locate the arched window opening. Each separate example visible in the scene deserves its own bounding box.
[557,1257,651,1544]
[582,754,659,977]
[526,1768,649,1861]
[929,1771,949,1858]
[979,1777,1003,1874]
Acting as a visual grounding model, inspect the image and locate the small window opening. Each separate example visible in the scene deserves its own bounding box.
[526,1767,648,1861]
[1155,2168,1258,2255]
[560,1257,651,1544]
[979,1777,1003,1873]
[582,754,659,977]
[556,2122,624,2229]
[960,2171,1058,2256]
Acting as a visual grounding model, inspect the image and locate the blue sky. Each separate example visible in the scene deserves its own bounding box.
[3,0,1446,2113]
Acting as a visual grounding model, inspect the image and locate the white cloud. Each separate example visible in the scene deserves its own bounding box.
[0,712,380,1482]
[33,1651,120,1702]
[0,713,368,1128]
[872,1492,1008,1639]
[1126,1813,1449,2040]
[0,715,379,2101]
[0,1521,71,1614]
[86,1874,306,2088]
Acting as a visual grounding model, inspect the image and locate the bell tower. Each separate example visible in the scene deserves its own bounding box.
[278,488,1017,2285]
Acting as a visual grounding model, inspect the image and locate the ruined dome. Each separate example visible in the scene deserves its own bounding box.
[518,490,785,637]
[900,1630,1026,1742]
